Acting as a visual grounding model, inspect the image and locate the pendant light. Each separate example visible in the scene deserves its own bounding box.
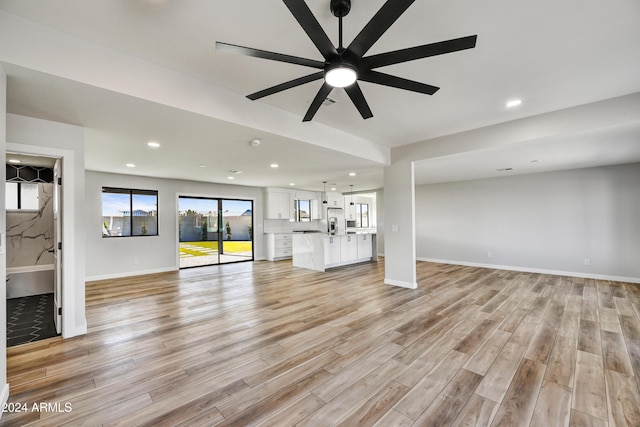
[349,185,355,206]
[322,181,328,205]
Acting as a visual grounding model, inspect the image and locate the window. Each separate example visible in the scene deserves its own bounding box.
[356,203,369,228]
[294,199,312,222]
[5,182,39,210]
[102,187,158,237]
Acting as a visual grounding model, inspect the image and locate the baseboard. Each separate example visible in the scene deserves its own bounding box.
[85,267,178,282]
[384,278,417,289]
[417,257,640,284]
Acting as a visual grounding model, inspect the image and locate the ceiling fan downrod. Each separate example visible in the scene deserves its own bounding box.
[330,0,351,49]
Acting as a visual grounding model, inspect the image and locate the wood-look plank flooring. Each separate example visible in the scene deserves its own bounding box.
[2,260,640,426]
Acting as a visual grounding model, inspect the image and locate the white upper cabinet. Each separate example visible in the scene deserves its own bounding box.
[325,191,342,207]
[344,196,356,220]
[264,189,294,220]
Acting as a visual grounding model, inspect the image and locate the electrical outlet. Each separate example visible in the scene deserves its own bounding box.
[583,258,590,266]
[133,257,139,265]
[487,251,493,258]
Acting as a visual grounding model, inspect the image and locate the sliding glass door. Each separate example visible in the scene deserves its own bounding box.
[178,196,253,268]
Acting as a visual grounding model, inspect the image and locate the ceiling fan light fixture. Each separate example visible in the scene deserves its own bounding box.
[325,65,357,88]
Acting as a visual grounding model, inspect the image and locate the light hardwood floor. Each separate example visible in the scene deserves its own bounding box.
[2,260,640,426]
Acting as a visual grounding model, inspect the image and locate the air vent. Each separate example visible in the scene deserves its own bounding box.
[323,97,337,106]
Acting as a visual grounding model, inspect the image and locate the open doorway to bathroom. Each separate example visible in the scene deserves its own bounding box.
[5,153,61,346]
[178,196,254,268]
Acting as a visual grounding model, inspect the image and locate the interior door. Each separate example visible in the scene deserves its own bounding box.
[53,159,62,334]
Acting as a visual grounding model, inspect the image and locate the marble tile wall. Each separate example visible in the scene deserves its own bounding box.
[6,183,55,268]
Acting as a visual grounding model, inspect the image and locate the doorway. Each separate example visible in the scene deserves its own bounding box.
[178,196,254,268]
[5,153,61,346]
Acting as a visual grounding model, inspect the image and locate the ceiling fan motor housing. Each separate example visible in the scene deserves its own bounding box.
[330,0,351,18]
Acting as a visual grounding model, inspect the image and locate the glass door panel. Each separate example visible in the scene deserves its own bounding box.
[179,196,220,268]
[220,199,253,263]
[179,196,253,268]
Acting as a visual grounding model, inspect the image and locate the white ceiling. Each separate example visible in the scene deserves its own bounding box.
[1,0,640,191]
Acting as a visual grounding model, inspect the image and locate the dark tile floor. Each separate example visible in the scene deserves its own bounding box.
[6,293,59,347]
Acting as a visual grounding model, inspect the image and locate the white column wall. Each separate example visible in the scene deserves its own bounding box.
[0,64,9,410]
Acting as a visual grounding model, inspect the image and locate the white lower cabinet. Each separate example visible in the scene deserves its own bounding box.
[324,234,373,267]
[265,233,292,261]
[340,235,358,262]
[357,234,373,260]
[324,236,341,265]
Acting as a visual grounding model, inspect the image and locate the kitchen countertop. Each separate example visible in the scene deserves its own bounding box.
[292,230,377,236]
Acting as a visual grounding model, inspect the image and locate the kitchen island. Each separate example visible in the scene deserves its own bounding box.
[292,231,377,272]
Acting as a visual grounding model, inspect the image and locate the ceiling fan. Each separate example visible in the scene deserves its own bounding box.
[216,0,477,122]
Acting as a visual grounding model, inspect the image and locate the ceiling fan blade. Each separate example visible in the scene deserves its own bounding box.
[359,70,439,95]
[303,83,333,122]
[344,83,373,119]
[216,41,325,69]
[247,72,325,100]
[282,0,339,60]
[346,0,415,59]
[362,35,478,69]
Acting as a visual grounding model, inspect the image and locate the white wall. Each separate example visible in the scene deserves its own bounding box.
[416,163,640,282]
[0,64,9,409]
[85,171,265,280]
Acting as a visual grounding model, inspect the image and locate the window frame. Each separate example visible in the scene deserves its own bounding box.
[356,202,369,228]
[294,199,312,222]
[5,182,40,211]
[102,187,159,238]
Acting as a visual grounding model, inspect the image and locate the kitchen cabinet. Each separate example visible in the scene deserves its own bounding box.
[324,236,341,265]
[325,191,343,207]
[357,233,373,260]
[344,197,356,220]
[265,233,292,260]
[264,189,293,220]
[293,233,377,271]
[311,199,321,220]
[340,234,358,262]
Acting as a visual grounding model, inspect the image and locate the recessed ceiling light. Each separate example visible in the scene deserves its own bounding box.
[227,176,235,180]
[199,164,207,168]
[250,138,261,146]
[349,172,356,176]
[8,159,21,164]
[126,163,136,168]
[147,141,160,148]
[270,163,279,168]
[289,183,295,186]
[331,187,336,191]
[506,99,522,108]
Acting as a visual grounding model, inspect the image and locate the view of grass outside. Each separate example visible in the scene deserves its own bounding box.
[179,241,253,257]
[178,196,253,267]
